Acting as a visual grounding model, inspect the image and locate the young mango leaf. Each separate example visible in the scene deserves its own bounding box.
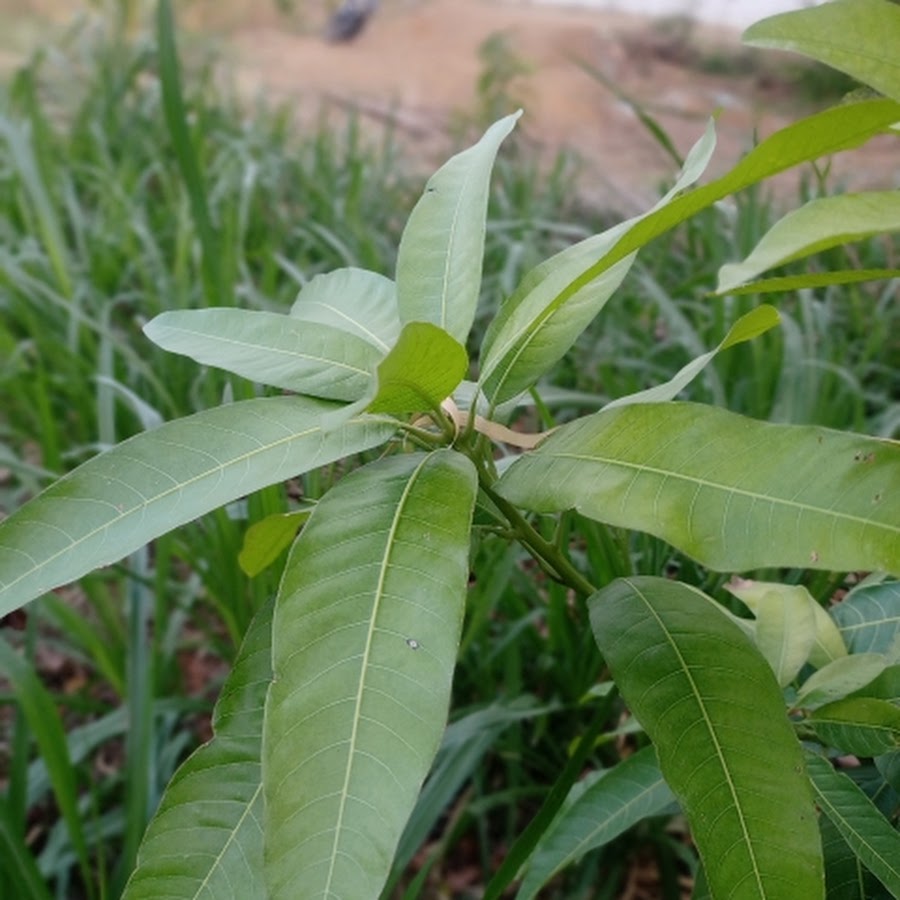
[831,581,900,654]
[716,192,900,295]
[797,655,888,709]
[726,578,847,670]
[516,746,676,900]
[263,450,477,900]
[546,98,900,311]
[0,396,397,615]
[808,698,900,757]
[590,577,824,900]
[495,402,900,576]
[238,509,313,577]
[478,118,717,410]
[806,751,900,896]
[144,309,381,401]
[396,112,520,343]
[851,666,900,704]
[743,0,900,105]
[123,596,274,900]
[289,267,401,353]
[602,305,780,411]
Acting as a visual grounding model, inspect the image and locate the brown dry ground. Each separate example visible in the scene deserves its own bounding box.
[1,0,896,209]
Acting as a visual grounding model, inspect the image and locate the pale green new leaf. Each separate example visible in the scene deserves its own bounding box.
[717,192,900,294]
[743,0,900,105]
[797,655,887,709]
[263,450,477,900]
[602,305,780,411]
[495,402,900,575]
[289,268,401,353]
[712,268,900,297]
[809,698,900,757]
[832,582,900,654]
[478,119,717,410]
[590,577,823,900]
[396,112,520,343]
[726,579,846,670]
[238,510,312,577]
[806,751,900,896]
[0,396,397,615]
[144,309,381,401]
[516,746,675,900]
[542,98,900,315]
[123,597,274,900]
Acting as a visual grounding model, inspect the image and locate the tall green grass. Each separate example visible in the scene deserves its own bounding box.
[0,8,897,898]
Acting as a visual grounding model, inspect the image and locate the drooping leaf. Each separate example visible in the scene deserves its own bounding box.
[590,577,824,900]
[238,509,313,577]
[726,578,847,670]
[289,267,401,353]
[604,306,780,410]
[478,119,717,410]
[743,0,900,105]
[806,751,900,896]
[831,582,900,654]
[0,396,397,615]
[797,655,888,709]
[123,597,275,900]
[712,268,900,297]
[516,746,676,900]
[263,450,477,900]
[144,309,381,401]
[495,402,900,575]
[808,698,900,757]
[396,112,520,343]
[717,192,900,294]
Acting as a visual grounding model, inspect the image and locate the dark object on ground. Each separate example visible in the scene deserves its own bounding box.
[326,0,378,42]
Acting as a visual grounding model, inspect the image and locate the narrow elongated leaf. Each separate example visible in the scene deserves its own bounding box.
[809,698,900,757]
[0,397,397,614]
[396,112,520,342]
[290,267,401,353]
[590,577,823,900]
[832,582,900,654]
[717,192,900,294]
[0,795,53,900]
[123,597,274,900]
[603,305,780,411]
[516,747,675,900]
[144,309,381,400]
[806,751,900,896]
[478,119,717,410]
[496,402,900,575]
[797,655,888,709]
[263,450,477,900]
[743,0,900,105]
[715,268,900,297]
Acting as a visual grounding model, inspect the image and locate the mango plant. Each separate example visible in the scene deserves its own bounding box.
[1,0,899,897]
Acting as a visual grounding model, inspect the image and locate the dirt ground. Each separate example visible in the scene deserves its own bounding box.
[2,0,897,211]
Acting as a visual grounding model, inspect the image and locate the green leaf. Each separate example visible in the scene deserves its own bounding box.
[0,396,397,615]
[144,309,381,401]
[478,118,717,410]
[538,97,900,326]
[809,698,900,757]
[123,597,275,900]
[396,112,520,343]
[820,814,873,900]
[590,577,823,900]
[852,666,900,704]
[603,305,780,411]
[797,655,888,709]
[289,267,401,353]
[832,582,900,654]
[516,746,676,900]
[495,402,900,575]
[712,268,900,297]
[717,192,900,294]
[238,510,312,577]
[726,579,847,670]
[263,450,477,899]
[806,751,900,896]
[0,795,53,900]
[743,0,900,105]
[0,635,92,892]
